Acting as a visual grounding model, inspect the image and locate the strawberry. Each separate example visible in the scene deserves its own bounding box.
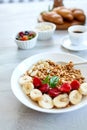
[48,88,61,98]
[70,80,80,90]
[60,83,71,93]
[33,77,42,88]
[39,84,49,93]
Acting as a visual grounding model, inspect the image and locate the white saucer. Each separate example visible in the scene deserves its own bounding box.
[61,36,87,51]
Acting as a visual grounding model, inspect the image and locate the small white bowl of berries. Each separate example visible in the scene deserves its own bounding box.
[15,30,38,49]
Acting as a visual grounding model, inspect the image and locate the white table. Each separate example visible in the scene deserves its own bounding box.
[0,1,87,130]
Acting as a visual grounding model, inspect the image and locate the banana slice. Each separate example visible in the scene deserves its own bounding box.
[19,75,32,85]
[69,90,82,105]
[79,83,87,95]
[22,82,34,95]
[30,89,42,101]
[38,94,53,109]
[53,94,69,108]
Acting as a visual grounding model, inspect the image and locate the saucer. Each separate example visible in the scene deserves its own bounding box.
[61,36,87,51]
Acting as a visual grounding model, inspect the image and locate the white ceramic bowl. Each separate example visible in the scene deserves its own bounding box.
[11,52,87,113]
[15,30,38,49]
[35,22,56,40]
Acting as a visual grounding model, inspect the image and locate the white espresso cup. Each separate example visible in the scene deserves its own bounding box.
[68,25,87,46]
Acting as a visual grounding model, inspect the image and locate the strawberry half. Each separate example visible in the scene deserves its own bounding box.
[39,84,49,93]
[33,77,42,88]
[48,88,61,98]
[60,83,71,93]
[70,80,80,90]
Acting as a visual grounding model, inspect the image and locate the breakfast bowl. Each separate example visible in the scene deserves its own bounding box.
[35,22,56,40]
[15,30,38,49]
[11,52,87,113]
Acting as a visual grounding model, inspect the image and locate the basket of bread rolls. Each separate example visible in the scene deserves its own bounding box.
[38,0,86,30]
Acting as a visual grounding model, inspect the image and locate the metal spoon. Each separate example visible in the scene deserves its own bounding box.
[56,61,87,66]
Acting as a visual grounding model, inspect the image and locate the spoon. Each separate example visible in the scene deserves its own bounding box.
[56,61,87,66]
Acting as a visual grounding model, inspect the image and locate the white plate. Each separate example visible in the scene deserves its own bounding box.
[11,52,87,113]
[61,36,87,51]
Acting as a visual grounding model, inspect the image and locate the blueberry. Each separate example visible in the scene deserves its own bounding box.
[24,31,29,35]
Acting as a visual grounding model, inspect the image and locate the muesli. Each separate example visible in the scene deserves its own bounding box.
[18,60,87,109]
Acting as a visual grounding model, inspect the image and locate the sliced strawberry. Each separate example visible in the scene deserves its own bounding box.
[60,83,71,93]
[33,77,42,88]
[48,88,61,98]
[39,84,49,93]
[70,80,80,90]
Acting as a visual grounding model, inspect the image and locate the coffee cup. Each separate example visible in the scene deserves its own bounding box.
[68,25,87,46]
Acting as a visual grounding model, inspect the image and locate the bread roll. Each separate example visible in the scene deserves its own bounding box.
[53,7,74,21]
[42,12,64,24]
[72,9,86,22]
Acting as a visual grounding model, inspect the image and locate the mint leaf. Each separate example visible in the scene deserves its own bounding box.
[42,75,50,84]
[49,76,59,88]
[42,75,59,88]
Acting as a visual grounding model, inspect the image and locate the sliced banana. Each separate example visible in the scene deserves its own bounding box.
[53,94,69,108]
[22,82,34,95]
[69,90,82,105]
[38,94,53,109]
[30,89,42,101]
[79,83,87,96]
[19,75,32,85]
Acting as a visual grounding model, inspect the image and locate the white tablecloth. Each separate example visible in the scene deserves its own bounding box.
[0,1,87,130]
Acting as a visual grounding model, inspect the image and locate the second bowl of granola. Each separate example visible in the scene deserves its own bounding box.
[35,22,56,40]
